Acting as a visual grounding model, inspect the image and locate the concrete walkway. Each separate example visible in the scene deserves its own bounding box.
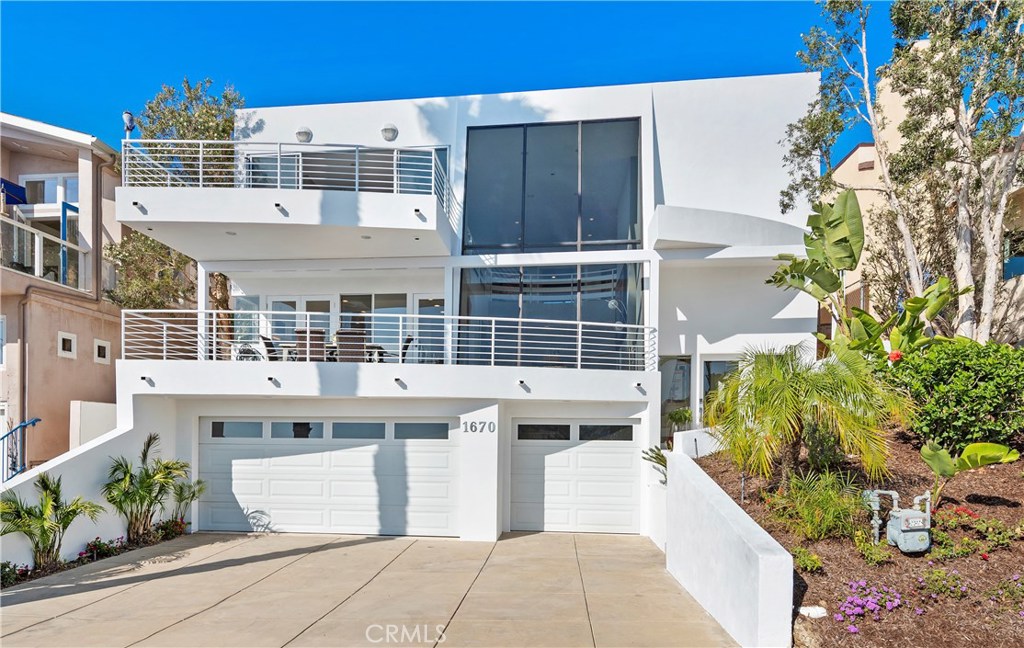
[0,532,735,648]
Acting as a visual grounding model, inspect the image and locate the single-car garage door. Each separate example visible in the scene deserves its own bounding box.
[510,420,640,533]
[198,418,458,536]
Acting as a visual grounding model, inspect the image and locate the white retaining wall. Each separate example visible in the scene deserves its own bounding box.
[665,436,793,648]
[0,398,177,566]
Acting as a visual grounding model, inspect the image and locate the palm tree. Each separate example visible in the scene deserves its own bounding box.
[102,433,189,544]
[0,473,104,571]
[705,343,913,481]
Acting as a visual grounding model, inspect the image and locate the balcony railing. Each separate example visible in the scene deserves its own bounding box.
[1,213,90,291]
[122,310,657,372]
[122,139,461,224]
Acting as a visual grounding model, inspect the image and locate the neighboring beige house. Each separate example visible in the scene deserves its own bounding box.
[830,82,1024,345]
[1,113,124,468]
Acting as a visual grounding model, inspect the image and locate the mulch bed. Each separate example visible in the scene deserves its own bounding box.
[696,430,1024,648]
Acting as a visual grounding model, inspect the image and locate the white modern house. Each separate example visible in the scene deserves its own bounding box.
[3,73,817,549]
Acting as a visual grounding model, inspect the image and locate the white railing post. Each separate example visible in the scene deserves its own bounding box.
[121,314,127,359]
[211,310,218,360]
[393,149,399,194]
[577,321,583,369]
[277,142,282,189]
[33,231,43,278]
[490,319,496,367]
[354,146,360,192]
[397,316,404,363]
[431,149,437,198]
[199,141,205,187]
[162,323,168,361]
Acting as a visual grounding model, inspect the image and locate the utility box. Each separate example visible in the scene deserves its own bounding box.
[887,509,931,553]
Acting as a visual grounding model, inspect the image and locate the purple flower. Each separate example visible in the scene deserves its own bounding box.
[847,625,859,634]
[914,608,924,616]
[834,613,844,622]
[852,607,864,615]
[1013,575,1021,581]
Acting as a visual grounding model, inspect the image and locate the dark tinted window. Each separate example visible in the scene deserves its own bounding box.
[517,424,571,441]
[579,425,633,441]
[270,422,324,439]
[211,421,263,439]
[332,422,386,439]
[581,120,640,244]
[394,423,450,440]
[463,127,524,250]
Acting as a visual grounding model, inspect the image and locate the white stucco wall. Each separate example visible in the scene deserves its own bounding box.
[0,397,177,567]
[665,443,793,648]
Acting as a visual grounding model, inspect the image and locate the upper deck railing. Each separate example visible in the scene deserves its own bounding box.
[1,210,91,291]
[122,309,657,372]
[121,139,461,225]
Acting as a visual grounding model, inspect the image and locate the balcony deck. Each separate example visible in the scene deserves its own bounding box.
[117,140,459,260]
[122,310,657,372]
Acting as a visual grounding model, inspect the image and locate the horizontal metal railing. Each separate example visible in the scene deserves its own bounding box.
[122,310,657,371]
[123,139,449,194]
[0,213,91,291]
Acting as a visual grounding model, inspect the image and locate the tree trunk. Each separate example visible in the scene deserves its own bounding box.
[209,272,233,360]
[952,196,976,339]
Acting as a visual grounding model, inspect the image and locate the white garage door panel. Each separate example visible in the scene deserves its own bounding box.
[511,430,639,534]
[199,434,458,537]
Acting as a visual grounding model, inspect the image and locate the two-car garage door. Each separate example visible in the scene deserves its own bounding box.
[198,418,459,537]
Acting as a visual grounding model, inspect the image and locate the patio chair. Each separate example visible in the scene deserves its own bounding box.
[333,330,367,363]
[259,335,285,361]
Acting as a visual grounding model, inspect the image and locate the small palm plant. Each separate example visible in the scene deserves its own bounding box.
[0,473,104,571]
[170,479,207,522]
[705,343,914,482]
[103,433,189,544]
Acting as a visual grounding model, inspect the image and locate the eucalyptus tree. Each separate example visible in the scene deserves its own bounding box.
[781,0,1024,342]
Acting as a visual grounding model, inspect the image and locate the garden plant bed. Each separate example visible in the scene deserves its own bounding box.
[696,432,1024,648]
[0,519,187,590]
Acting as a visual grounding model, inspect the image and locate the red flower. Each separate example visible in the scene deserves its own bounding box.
[888,350,903,362]
[981,553,990,561]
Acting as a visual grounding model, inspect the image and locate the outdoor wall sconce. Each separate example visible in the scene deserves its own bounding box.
[140,376,149,381]
[295,127,313,143]
[132,201,140,207]
[381,123,399,142]
[635,382,642,388]
[394,378,402,383]
[274,203,282,208]
[518,380,526,385]
[267,377,275,382]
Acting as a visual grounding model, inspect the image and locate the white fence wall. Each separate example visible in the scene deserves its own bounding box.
[0,399,177,566]
[665,439,793,648]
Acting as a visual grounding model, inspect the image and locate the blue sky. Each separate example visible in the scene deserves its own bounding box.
[1,1,895,156]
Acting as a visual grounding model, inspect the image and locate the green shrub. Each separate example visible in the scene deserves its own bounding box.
[1,561,21,588]
[920,568,968,599]
[765,471,861,541]
[791,546,824,573]
[854,529,893,565]
[888,342,1024,452]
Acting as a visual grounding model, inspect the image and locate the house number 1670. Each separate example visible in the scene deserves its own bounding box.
[463,421,496,433]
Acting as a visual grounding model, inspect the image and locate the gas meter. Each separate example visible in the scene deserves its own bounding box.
[862,489,932,553]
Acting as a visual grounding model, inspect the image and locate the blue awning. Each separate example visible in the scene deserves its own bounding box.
[1,178,27,205]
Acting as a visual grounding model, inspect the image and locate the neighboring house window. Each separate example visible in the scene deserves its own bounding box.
[1004,230,1024,280]
[57,331,77,359]
[94,339,111,365]
[0,402,7,428]
[462,119,640,253]
[20,173,79,204]
[659,356,692,441]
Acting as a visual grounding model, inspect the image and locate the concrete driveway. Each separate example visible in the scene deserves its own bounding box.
[0,532,734,648]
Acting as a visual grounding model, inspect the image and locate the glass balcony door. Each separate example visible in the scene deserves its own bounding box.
[267,296,334,342]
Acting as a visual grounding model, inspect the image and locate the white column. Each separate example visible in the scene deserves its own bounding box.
[458,401,501,541]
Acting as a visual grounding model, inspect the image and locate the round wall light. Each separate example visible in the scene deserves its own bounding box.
[381,123,399,142]
[295,127,313,143]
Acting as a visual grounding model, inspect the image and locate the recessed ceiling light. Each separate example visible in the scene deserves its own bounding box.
[360,235,372,240]
[414,237,420,241]
[225,231,237,236]
[146,227,154,231]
